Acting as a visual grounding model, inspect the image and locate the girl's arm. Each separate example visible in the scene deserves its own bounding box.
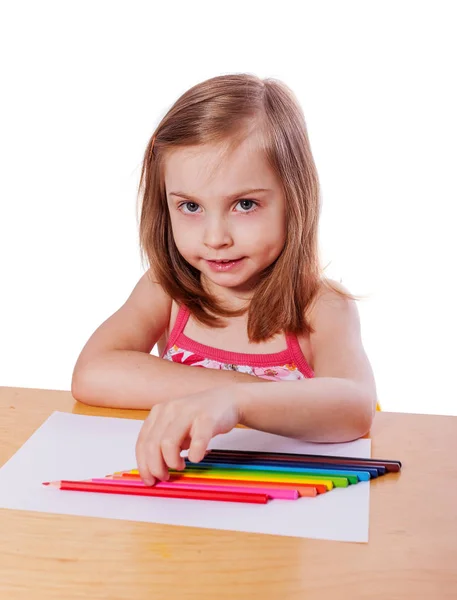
[73,350,266,409]
[71,271,265,409]
[236,285,377,442]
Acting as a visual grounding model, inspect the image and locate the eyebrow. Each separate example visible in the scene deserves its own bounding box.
[169,188,272,202]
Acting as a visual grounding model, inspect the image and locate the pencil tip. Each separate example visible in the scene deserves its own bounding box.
[42,482,50,486]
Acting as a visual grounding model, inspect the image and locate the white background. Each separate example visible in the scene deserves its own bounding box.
[1,1,455,415]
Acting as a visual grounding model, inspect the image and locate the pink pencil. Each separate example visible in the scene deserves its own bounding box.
[91,478,299,500]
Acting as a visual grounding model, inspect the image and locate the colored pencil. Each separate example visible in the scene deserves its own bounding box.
[206,448,402,465]
[124,469,339,489]
[91,478,300,500]
[165,477,318,497]
[170,467,350,487]
[195,456,383,477]
[183,461,368,482]
[42,480,269,504]
[115,473,326,495]
[205,449,402,472]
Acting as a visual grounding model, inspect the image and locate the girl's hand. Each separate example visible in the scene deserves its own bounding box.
[135,386,240,485]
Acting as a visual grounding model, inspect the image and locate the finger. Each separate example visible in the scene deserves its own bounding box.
[143,406,172,482]
[178,436,192,466]
[145,438,170,482]
[181,435,191,451]
[161,439,186,471]
[135,405,165,484]
[160,423,189,471]
[135,412,158,486]
[188,416,214,464]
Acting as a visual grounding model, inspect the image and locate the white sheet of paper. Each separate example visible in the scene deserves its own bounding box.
[0,412,371,542]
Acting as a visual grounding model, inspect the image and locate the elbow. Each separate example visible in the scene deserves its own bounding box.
[71,368,106,407]
[346,396,376,441]
[71,370,91,405]
[357,410,374,439]
[330,389,375,443]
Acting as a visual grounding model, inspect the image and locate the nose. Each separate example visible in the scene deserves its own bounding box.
[203,215,233,250]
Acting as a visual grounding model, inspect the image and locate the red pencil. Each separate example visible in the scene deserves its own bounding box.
[43,480,269,504]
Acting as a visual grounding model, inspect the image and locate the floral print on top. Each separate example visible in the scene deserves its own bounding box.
[160,305,315,382]
[163,344,308,381]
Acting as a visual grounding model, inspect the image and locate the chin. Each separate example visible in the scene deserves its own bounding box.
[207,271,261,291]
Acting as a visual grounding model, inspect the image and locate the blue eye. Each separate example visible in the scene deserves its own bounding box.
[181,202,200,214]
[236,199,257,212]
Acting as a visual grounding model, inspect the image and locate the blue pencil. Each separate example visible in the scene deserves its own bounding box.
[196,457,381,478]
[184,460,371,482]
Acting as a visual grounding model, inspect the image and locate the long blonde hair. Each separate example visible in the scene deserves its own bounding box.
[137,73,362,342]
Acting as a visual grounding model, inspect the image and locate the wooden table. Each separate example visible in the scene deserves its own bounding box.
[1,387,456,599]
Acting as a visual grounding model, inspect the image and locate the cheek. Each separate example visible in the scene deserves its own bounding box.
[170,218,200,256]
[238,214,286,253]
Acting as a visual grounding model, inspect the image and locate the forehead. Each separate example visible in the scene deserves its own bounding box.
[164,134,279,198]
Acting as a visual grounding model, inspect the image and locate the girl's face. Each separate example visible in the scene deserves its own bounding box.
[164,132,286,301]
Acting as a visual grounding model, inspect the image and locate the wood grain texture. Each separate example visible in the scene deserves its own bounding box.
[1,386,456,599]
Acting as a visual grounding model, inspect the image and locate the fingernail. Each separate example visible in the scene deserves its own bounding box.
[143,478,154,486]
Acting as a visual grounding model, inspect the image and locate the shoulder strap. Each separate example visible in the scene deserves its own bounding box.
[165,304,190,351]
[285,333,315,378]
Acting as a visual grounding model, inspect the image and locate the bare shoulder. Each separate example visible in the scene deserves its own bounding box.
[307,278,357,315]
[306,278,377,405]
[307,277,362,343]
[127,267,172,317]
[112,266,173,351]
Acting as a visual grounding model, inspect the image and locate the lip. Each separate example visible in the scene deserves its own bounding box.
[205,258,245,272]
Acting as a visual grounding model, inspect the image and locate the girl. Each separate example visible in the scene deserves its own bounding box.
[72,73,378,486]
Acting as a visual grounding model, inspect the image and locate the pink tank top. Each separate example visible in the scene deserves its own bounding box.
[161,305,314,381]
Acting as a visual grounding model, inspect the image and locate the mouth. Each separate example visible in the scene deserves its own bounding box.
[205,257,245,271]
[207,258,243,263]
